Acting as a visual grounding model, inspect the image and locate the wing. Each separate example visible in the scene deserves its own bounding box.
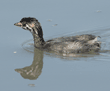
[46,34,96,43]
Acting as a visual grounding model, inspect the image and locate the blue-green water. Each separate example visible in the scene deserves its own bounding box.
[1,0,110,91]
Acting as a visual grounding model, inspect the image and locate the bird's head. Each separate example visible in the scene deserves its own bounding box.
[14,17,42,35]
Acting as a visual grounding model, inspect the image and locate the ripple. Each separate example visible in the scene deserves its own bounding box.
[22,39,34,53]
[22,26,110,61]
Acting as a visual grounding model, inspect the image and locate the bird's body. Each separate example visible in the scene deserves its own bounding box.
[14,17,101,53]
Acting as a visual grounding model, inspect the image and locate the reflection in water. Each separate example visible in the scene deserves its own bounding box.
[15,48,43,80]
[44,51,99,60]
[15,26,110,80]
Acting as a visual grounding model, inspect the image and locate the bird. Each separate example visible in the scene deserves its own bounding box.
[14,17,101,54]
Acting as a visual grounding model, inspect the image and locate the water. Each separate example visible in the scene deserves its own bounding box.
[1,0,110,91]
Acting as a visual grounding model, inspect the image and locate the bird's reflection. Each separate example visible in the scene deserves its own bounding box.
[15,42,108,80]
[15,48,43,80]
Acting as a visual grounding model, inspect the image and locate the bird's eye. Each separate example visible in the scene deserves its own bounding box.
[23,24,26,26]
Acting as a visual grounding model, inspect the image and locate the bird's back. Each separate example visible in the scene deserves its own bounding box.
[44,34,101,53]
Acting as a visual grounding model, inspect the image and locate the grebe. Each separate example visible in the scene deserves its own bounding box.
[14,17,101,53]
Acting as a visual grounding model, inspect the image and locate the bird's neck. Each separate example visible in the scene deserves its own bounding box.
[32,27,45,48]
[33,34,45,48]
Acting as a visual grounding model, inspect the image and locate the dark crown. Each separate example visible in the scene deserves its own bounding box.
[20,17,38,23]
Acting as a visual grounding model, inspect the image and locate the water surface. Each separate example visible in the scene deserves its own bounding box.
[1,0,110,91]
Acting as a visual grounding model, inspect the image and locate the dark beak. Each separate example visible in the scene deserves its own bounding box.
[14,22,22,27]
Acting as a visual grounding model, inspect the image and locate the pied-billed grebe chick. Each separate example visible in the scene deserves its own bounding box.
[14,17,101,53]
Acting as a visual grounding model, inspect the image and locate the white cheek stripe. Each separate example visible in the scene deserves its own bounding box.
[26,24,33,33]
[26,24,38,34]
[26,24,32,30]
